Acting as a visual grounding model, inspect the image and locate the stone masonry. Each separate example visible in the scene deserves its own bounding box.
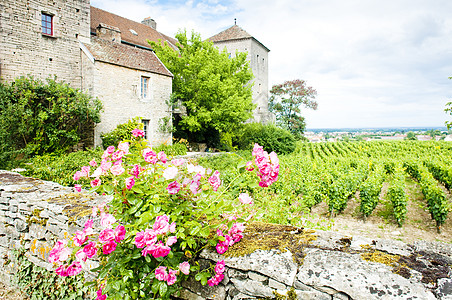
[0,0,91,88]
[1,170,451,300]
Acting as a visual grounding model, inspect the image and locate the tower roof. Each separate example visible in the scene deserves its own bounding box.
[208,25,270,52]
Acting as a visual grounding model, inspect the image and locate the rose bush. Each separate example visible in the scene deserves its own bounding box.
[48,130,279,299]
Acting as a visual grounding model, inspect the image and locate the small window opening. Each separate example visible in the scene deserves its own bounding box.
[142,119,150,140]
[41,13,53,36]
[141,76,149,99]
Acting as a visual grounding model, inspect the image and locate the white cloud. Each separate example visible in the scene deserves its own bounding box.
[91,0,452,128]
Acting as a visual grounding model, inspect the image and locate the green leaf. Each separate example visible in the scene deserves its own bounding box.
[159,282,168,296]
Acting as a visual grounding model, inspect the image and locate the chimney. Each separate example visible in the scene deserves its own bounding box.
[141,17,157,30]
[96,23,121,43]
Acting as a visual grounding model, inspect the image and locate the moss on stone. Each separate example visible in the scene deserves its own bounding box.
[46,192,95,224]
[26,208,47,226]
[223,222,316,265]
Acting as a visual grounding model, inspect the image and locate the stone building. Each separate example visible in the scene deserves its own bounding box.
[209,25,273,124]
[0,1,174,147]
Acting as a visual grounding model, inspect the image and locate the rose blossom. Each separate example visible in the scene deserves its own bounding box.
[111,150,124,161]
[179,261,190,275]
[99,228,116,243]
[100,159,112,172]
[106,146,115,154]
[167,269,177,285]
[132,128,145,138]
[74,184,82,192]
[100,213,116,229]
[238,193,253,205]
[75,249,87,262]
[132,164,141,178]
[96,288,107,300]
[118,142,129,155]
[90,178,101,188]
[134,231,146,248]
[80,166,90,177]
[142,148,158,164]
[166,181,181,194]
[153,215,170,235]
[171,158,185,166]
[166,236,177,246]
[89,159,97,167]
[245,161,254,171]
[163,166,178,180]
[215,241,228,254]
[102,240,117,255]
[73,171,82,181]
[214,260,225,274]
[158,151,167,163]
[208,171,221,191]
[125,176,135,190]
[83,242,98,258]
[155,266,167,281]
[74,230,87,246]
[115,225,126,242]
[110,164,125,176]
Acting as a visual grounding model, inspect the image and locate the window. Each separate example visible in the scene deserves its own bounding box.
[141,76,150,99]
[41,13,53,36]
[142,119,149,139]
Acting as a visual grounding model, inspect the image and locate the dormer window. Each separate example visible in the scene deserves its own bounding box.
[41,13,53,36]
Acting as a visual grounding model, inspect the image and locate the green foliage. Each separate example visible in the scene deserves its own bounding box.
[387,168,408,226]
[12,248,94,299]
[101,117,143,149]
[153,141,188,157]
[0,76,102,169]
[269,79,318,138]
[150,30,254,146]
[23,148,103,187]
[236,122,296,155]
[405,131,417,140]
[359,163,384,218]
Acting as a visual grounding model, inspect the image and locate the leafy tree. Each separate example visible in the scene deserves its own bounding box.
[0,76,102,168]
[405,131,417,140]
[269,79,318,138]
[150,30,254,147]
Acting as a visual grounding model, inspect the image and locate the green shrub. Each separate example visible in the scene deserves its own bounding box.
[154,142,188,157]
[24,148,103,187]
[100,117,143,149]
[0,76,102,169]
[236,123,296,155]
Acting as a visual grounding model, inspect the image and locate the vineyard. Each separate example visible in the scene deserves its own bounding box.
[201,140,452,241]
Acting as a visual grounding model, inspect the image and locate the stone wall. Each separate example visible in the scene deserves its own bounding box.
[0,0,90,88]
[1,170,451,300]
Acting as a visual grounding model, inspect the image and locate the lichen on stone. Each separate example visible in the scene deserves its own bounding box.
[46,192,95,224]
[223,222,316,265]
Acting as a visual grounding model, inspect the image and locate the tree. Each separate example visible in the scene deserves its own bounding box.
[405,131,417,140]
[0,76,102,168]
[269,79,318,138]
[150,30,254,147]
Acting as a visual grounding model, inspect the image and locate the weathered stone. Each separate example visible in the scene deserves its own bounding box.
[201,249,297,285]
[268,278,286,290]
[0,236,9,247]
[39,209,50,219]
[295,289,331,300]
[230,278,274,298]
[9,205,18,213]
[181,276,226,299]
[248,271,267,282]
[178,289,205,300]
[374,239,412,256]
[436,278,452,300]
[228,269,248,281]
[0,204,8,211]
[14,218,27,232]
[297,248,436,300]
[29,223,47,240]
[29,239,52,261]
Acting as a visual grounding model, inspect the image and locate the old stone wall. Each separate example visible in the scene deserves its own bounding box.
[89,60,173,147]
[0,0,90,88]
[1,171,451,300]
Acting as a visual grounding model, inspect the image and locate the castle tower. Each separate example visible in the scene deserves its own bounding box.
[209,24,273,124]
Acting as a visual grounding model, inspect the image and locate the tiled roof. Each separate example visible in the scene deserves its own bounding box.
[208,25,270,52]
[90,6,178,50]
[84,37,173,77]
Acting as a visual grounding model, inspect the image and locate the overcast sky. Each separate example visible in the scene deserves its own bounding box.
[91,0,452,129]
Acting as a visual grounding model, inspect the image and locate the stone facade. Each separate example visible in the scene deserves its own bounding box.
[86,58,172,146]
[210,26,273,124]
[1,170,451,300]
[0,0,91,88]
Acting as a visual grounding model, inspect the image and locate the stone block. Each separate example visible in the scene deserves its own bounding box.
[230,278,274,298]
[14,218,27,232]
[29,223,47,240]
[268,278,286,290]
[29,239,52,261]
[248,271,267,282]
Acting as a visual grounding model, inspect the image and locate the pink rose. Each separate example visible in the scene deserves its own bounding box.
[166,181,181,194]
[158,151,167,163]
[84,219,94,230]
[166,236,177,246]
[169,222,176,233]
[89,159,97,167]
[214,260,225,274]
[238,193,253,205]
[90,178,101,188]
[216,242,228,254]
[135,231,146,248]
[155,266,167,281]
[179,261,190,275]
[100,213,116,229]
[111,150,124,161]
[143,242,170,258]
[73,171,82,181]
[100,159,112,171]
[153,215,170,235]
[132,164,141,178]
[102,240,117,255]
[171,158,185,166]
[167,269,177,285]
[96,288,107,300]
[143,148,158,164]
[118,142,129,155]
[245,161,254,171]
[115,225,126,242]
[55,264,69,277]
[83,242,98,258]
[74,230,87,246]
[74,184,82,192]
[99,228,116,243]
[163,166,178,180]
[76,249,87,262]
[106,146,115,154]
[110,164,125,176]
[125,176,135,190]
[80,166,90,177]
[208,170,221,191]
[132,128,145,138]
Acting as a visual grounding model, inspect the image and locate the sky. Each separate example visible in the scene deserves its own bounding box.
[91,0,452,129]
